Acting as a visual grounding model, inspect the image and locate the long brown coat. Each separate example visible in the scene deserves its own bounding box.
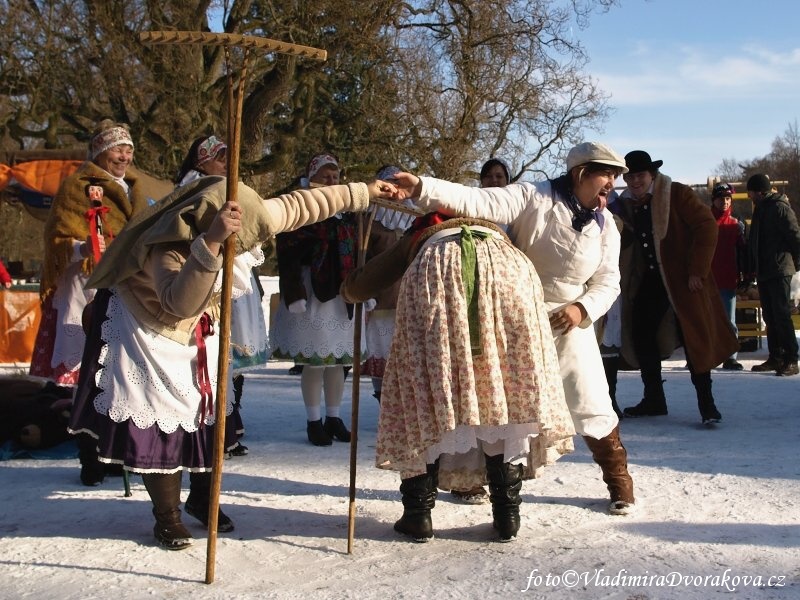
[617,173,738,373]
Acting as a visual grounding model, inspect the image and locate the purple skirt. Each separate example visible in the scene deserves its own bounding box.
[68,289,238,473]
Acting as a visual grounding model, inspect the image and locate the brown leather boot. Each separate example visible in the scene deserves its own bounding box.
[583,426,635,515]
[142,472,192,550]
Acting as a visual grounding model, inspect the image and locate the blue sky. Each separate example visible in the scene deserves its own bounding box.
[578,0,800,184]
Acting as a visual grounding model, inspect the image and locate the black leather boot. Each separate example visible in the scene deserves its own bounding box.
[394,461,439,542]
[142,472,192,550]
[583,425,635,515]
[692,371,721,425]
[185,471,235,533]
[77,433,104,487]
[485,453,523,542]
[624,371,668,417]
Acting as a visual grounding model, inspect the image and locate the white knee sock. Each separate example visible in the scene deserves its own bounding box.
[300,366,324,421]
[323,365,345,418]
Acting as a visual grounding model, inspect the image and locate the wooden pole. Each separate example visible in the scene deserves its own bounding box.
[346,204,378,554]
[205,48,250,585]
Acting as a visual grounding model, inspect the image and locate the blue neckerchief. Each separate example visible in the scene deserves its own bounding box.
[563,194,604,231]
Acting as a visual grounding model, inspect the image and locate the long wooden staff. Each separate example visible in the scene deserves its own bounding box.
[346,203,378,554]
[139,30,326,584]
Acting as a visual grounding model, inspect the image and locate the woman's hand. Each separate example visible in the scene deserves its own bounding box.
[367,180,398,199]
[391,172,423,200]
[549,303,586,334]
[80,235,106,258]
[205,201,242,254]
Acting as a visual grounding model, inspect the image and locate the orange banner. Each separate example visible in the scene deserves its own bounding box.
[0,289,41,364]
[0,160,82,196]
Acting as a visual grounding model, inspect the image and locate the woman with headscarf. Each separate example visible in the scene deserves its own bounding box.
[270,153,363,446]
[175,134,259,457]
[29,120,150,487]
[30,120,149,388]
[68,175,390,550]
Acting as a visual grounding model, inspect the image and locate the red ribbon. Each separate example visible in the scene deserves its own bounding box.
[195,313,215,427]
[84,205,112,262]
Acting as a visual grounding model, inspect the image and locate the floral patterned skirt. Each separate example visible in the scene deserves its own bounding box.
[376,233,574,489]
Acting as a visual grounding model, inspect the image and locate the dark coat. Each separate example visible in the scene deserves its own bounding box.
[747,192,800,282]
[617,173,739,373]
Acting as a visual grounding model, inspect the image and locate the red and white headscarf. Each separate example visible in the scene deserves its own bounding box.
[90,127,134,160]
[307,153,339,181]
[196,136,227,167]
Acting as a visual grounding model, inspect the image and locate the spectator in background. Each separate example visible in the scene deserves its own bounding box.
[271,154,362,446]
[29,120,150,487]
[617,151,738,425]
[30,120,149,388]
[479,158,511,188]
[745,174,800,376]
[710,182,746,371]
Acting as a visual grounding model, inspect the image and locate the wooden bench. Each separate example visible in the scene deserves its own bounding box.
[736,300,764,349]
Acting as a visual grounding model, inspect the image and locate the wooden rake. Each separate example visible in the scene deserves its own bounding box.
[139,30,326,584]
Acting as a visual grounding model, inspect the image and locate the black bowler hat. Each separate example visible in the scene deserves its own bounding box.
[624,150,663,173]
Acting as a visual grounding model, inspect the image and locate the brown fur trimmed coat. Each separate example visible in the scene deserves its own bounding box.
[617,173,738,373]
[40,161,149,299]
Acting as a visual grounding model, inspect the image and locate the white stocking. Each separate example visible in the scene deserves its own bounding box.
[323,365,345,418]
[300,366,324,421]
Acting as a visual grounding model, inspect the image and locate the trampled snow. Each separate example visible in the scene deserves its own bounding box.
[1,347,798,599]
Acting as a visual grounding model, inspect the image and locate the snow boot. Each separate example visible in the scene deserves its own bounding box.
[394,461,439,542]
[232,374,244,410]
[583,425,635,515]
[692,371,721,425]
[142,472,192,550]
[624,371,667,417]
[185,472,235,533]
[485,453,523,542]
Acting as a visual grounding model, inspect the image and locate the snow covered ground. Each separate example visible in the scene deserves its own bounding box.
[1,345,798,600]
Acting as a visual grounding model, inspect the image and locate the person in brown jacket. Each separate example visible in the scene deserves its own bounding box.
[616,151,738,425]
[360,165,417,403]
[30,120,150,388]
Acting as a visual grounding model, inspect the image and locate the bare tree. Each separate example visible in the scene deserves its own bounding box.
[1,0,618,189]
[738,120,800,215]
[389,0,615,182]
